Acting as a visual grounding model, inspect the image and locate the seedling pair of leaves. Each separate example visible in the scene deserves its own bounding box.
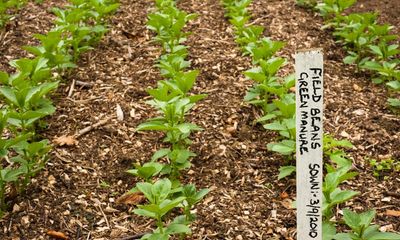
[24,30,76,73]
[316,0,356,18]
[0,110,31,215]
[0,58,58,133]
[222,0,252,20]
[245,37,286,64]
[147,6,197,53]
[0,0,27,27]
[244,58,289,107]
[324,209,400,240]
[70,0,119,24]
[295,0,318,8]
[369,158,400,179]
[0,112,51,215]
[333,13,378,67]
[156,53,191,79]
[52,4,107,61]
[134,179,209,240]
[137,96,203,146]
[128,147,197,180]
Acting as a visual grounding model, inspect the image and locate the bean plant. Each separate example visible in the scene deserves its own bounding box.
[126,1,208,239]
[0,0,27,28]
[311,0,400,111]
[0,0,118,216]
[223,0,400,238]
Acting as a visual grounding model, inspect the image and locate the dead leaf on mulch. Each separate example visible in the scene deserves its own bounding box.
[280,192,289,199]
[53,135,78,146]
[116,192,145,205]
[386,210,400,217]
[47,230,68,240]
[281,198,293,209]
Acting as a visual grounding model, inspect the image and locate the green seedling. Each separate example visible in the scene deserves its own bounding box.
[0,0,27,27]
[296,0,318,8]
[156,54,191,79]
[367,43,400,62]
[11,139,50,191]
[127,162,165,182]
[244,57,287,106]
[323,160,359,220]
[23,30,76,73]
[387,98,400,111]
[245,37,286,64]
[316,0,356,18]
[53,6,107,61]
[180,184,209,222]
[235,25,265,50]
[147,6,197,53]
[369,158,400,178]
[0,110,32,215]
[0,58,58,133]
[361,60,399,85]
[134,178,190,239]
[100,180,110,188]
[332,209,400,240]
[322,135,358,220]
[85,0,120,24]
[137,96,202,177]
[222,0,252,19]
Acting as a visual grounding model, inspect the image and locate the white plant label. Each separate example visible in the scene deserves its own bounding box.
[295,49,323,240]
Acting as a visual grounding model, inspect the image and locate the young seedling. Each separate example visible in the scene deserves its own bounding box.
[134,178,190,239]
[332,209,400,240]
[23,31,76,74]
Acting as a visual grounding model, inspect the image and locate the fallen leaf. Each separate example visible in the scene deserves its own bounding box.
[353,83,362,91]
[281,198,293,209]
[47,230,68,240]
[116,192,145,205]
[280,192,289,199]
[386,210,400,217]
[53,135,78,146]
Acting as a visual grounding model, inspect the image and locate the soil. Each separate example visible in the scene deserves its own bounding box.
[0,0,399,239]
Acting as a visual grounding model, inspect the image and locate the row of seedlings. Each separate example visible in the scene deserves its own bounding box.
[0,0,119,216]
[126,0,208,239]
[297,0,400,111]
[0,0,26,28]
[222,0,400,239]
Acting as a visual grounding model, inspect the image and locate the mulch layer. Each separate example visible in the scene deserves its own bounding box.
[0,0,399,239]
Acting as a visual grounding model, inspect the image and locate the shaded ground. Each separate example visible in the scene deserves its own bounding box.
[0,0,399,239]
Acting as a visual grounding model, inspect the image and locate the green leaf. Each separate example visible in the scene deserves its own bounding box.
[367,231,400,240]
[267,140,295,155]
[343,209,361,231]
[344,55,357,64]
[386,80,400,90]
[165,223,191,234]
[387,98,400,107]
[137,182,155,203]
[177,123,202,134]
[1,168,25,182]
[152,178,171,202]
[133,208,157,219]
[359,209,376,228]
[278,165,296,180]
[323,222,337,240]
[330,190,359,205]
[333,233,354,240]
[151,148,171,162]
[136,121,171,131]
[0,87,19,106]
[159,196,186,214]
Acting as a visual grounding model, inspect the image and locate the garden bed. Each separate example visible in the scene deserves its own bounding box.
[0,0,399,239]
